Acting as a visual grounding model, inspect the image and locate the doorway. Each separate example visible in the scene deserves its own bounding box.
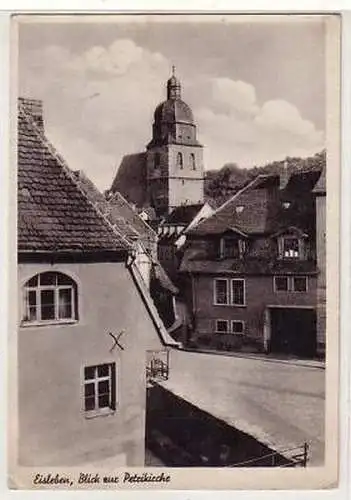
[269,307,317,358]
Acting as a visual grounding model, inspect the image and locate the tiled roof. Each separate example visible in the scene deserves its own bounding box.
[188,169,322,237]
[18,98,130,254]
[74,170,156,250]
[188,176,277,236]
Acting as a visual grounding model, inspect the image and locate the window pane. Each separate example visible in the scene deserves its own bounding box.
[28,306,37,321]
[275,277,288,291]
[26,275,38,287]
[25,290,37,321]
[232,321,244,334]
[190,153,196,170]
[216,320,228,333]
[58,288,72,319]
[57,274,73,286]
[40,289,55,320]
[98,380,109,395]
[28,290,36,306]
[84,396,95,411]
[84,383,95,397]
[224,239,239,258]
[40,272,57,286]
[215,280,228,304]
[293,277,307,292]
[232,280,244,305]
[283,238,299,258]
[98,394,110,408]
[177,152,183,168]
[97,364,109,378]
[84,366,95,380]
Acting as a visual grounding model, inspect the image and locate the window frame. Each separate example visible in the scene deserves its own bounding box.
[231,320,245,335]
[292,276,308,293]
[213,278,246,307]
[22,272,78,326]
[177,152,184,169]
[215,319,229,334]
[273,275,308,293]
[213,278,229,305]
[83,362,117,419]
[219,237,240,259]
[190,153,196,170]
[278,235,304,260]
[231,278,246,306]
[273,275,289,293]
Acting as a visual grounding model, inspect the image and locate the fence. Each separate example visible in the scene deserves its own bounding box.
[227,442,309,468]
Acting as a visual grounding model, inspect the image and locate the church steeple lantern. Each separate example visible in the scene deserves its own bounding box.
[167,66,181,100]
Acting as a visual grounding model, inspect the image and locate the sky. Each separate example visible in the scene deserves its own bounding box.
[18,15,327,191]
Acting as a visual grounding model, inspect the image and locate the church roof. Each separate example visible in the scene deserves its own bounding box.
[154,98,194,125]
[110,152,147,207]
[18,98,129,255]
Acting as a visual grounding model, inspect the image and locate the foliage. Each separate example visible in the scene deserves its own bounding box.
[204,150,325,207]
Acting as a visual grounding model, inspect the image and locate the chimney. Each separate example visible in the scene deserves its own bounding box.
[280,158,290,190]
[19,98,44,130]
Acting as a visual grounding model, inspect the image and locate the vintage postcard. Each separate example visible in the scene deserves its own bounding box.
[8,12,341,490]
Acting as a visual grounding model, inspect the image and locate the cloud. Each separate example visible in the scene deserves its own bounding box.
[20,39,170,190]
[254,100,318,136]
[193,76,324,170]
[211,78,258,116]
[19,38,325,190]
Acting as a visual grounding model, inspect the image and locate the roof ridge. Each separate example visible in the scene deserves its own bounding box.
[19,101,134,252]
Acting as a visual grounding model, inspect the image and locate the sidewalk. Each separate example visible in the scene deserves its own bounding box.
[178,345,325,370]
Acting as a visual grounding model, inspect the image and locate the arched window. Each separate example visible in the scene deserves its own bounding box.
[177,152,183,169]
[23,271,78,323]
[190,153,196,170]
[154,152,161,169]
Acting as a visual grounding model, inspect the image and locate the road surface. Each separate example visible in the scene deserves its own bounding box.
[160,349,325,466]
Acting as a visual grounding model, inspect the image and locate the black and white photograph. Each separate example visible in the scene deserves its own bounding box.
[9,13,341,490]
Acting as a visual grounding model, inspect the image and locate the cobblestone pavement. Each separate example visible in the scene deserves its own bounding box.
[161,349,325,466]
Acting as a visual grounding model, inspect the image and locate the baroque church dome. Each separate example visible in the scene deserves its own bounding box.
[147,68,200,149]
[153,98,195,126]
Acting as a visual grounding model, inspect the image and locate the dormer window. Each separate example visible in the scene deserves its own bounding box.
[219,237,246,259]
[274,227,307,260]
[277,234,305,260]
[283,237,300,258]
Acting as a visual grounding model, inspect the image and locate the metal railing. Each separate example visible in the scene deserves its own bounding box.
[227,442,309,468]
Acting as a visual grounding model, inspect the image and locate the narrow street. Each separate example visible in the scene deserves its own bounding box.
[159,349,325,466]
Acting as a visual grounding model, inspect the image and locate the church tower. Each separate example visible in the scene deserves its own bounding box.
[146,68,204,217]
